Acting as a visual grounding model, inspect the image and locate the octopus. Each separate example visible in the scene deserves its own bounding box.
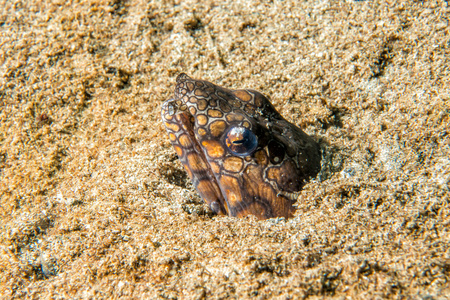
[161,73,321,220]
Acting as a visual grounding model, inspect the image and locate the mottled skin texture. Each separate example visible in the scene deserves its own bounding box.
[162,73,321,220]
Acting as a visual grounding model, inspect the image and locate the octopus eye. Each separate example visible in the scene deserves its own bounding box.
[224,126,258,156]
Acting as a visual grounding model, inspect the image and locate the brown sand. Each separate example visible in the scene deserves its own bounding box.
[1,0,449,299]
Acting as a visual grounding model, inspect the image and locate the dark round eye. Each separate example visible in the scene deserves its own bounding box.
[224,126,258,156]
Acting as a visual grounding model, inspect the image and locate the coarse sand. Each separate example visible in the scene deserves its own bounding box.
[1,0,449,299]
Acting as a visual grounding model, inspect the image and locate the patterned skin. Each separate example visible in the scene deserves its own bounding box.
[161,73,321,220]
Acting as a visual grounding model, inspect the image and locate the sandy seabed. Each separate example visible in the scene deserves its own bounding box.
[1,0,449,299]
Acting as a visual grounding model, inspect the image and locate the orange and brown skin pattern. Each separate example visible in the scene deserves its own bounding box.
[161,73,321,220]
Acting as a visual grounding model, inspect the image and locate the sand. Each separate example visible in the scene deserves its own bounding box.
[0,0,449,298]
